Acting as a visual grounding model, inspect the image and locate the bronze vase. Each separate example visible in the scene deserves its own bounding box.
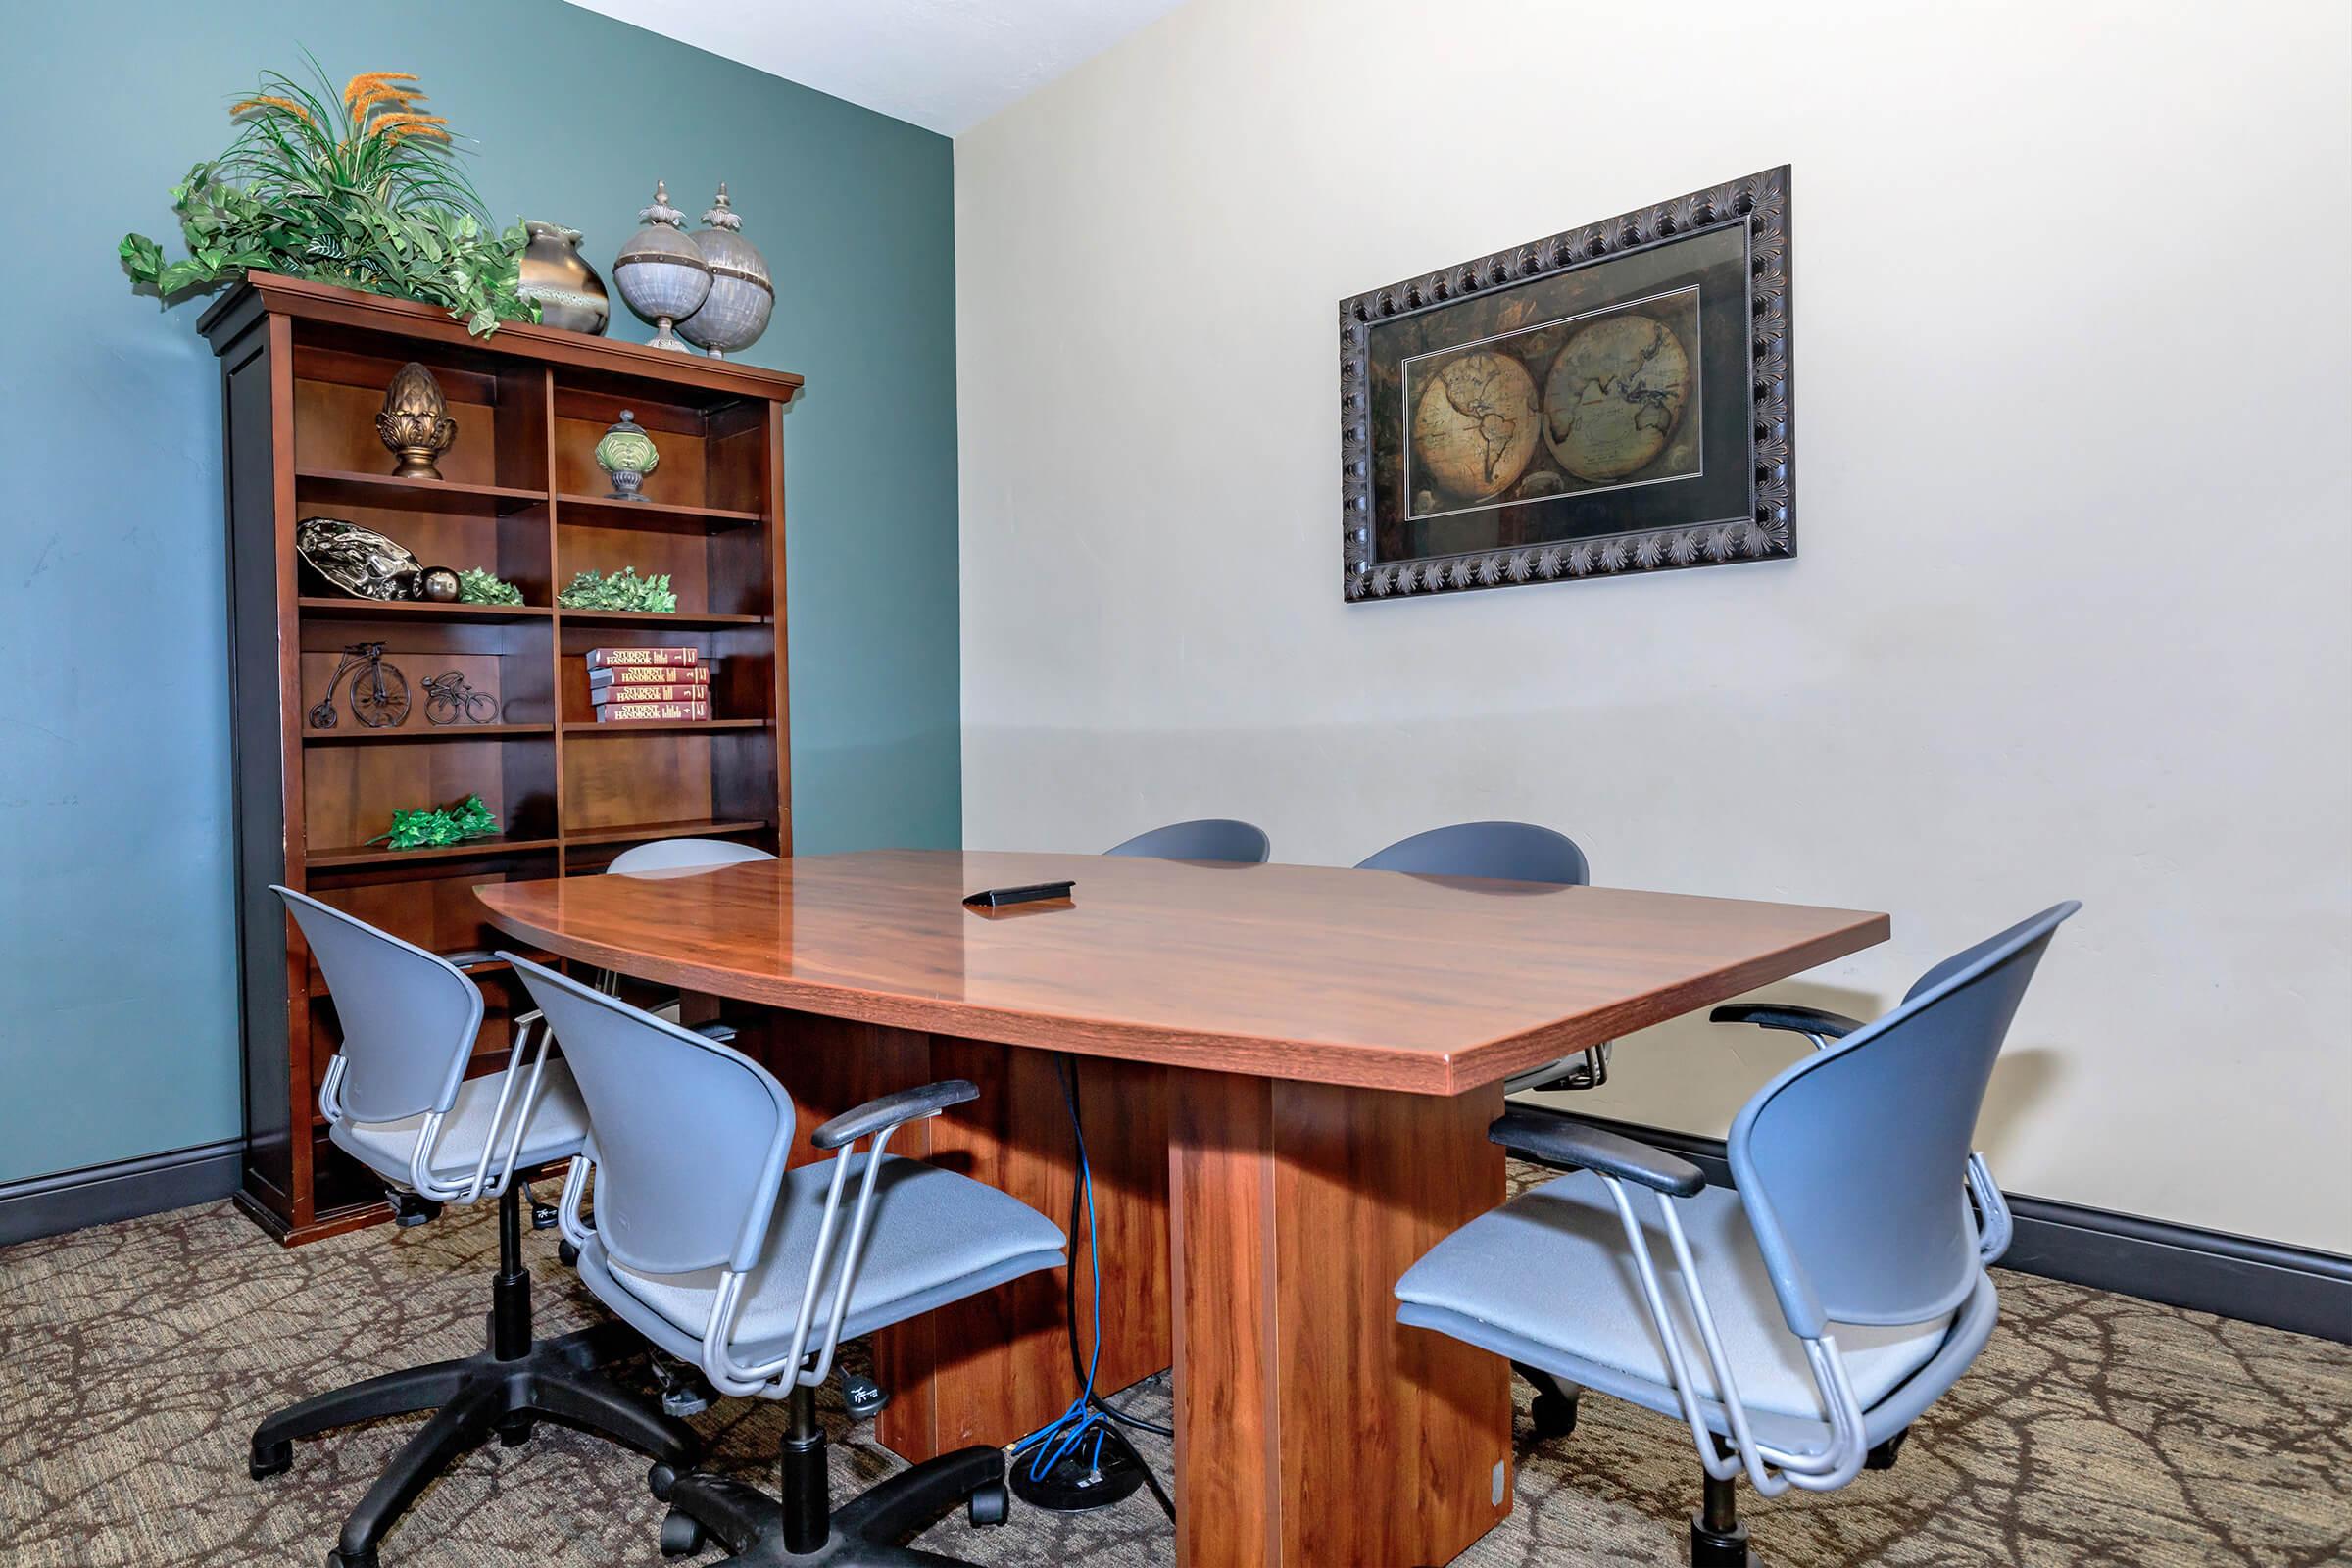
[376,362,457,479]
[517,220,611,335]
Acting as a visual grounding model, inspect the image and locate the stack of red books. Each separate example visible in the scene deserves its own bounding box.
[586,647,711,722]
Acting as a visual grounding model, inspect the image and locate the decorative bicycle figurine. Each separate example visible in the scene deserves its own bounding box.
[308,643,409,729]
[423,671,500,726]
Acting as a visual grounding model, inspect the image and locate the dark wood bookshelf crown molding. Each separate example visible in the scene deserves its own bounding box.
[197,272,806,405]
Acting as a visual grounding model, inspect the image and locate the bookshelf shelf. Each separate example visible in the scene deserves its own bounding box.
[296,467,550,515]
[557,609,769,628]
[303,723,555,745]
[305,835,564,870]
[207,272,797,1246]
[564,718,768,734]
[556,493,763,531]
[299,596,554,624]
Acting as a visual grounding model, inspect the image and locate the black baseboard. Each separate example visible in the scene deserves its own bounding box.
[0,1139,243,1248]
[1555,1114,2352,1344]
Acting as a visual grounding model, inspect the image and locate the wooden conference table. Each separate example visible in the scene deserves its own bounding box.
[477,850,1886,1567]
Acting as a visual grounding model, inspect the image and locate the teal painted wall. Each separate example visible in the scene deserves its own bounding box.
[0,1,960,1184]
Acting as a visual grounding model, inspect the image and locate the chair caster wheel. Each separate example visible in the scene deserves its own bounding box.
[1531,1390,1579,1439]
[498,1416,534,1447]
[387,1192,441,1228]
[530,1201,560,1230]
[969,1480,1010,1527]
[842,1369,889,1420]
[558,1239,580,1267]
[648,1460,679,1500]
[660,1508,708,1557]
[250,1438,293,1479]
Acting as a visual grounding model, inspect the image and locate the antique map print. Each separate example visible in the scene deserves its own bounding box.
[1402,286,1702,522]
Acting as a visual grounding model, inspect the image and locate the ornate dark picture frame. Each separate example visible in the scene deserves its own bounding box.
[1339,165,1791,601]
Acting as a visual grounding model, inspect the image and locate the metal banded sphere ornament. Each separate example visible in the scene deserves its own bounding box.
[594,410,660,502]
[677,183,774,358]
[612,181,710,352]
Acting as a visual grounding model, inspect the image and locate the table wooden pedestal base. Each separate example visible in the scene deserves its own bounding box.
[1169,1068,1511,1568]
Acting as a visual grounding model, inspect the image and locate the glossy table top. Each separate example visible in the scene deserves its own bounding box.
[476,850,1887,1095]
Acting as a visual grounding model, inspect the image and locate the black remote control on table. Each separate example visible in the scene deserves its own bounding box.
[961,880,1076,909]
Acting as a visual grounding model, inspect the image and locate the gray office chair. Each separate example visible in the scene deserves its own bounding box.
[608,834,777,874]
[1103,817,1271,862]
[1396,903,2079,1567]
[604,836,776,1041]
[254,888,694,1568]
[1356,821,1607,1093]
[597,837,889,1425]
[506,954,1067,1566]
[515,839,767,1230]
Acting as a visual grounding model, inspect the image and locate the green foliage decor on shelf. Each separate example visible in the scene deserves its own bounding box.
[558,567,677,613]
[119,59,535,336]
[457,566,524,606]
[368,793,500,850]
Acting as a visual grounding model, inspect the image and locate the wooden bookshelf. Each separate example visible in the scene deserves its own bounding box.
[201,272,801,1244]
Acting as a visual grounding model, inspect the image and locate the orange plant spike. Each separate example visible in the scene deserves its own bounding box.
[230,94,316,125]
[341,71,419,109]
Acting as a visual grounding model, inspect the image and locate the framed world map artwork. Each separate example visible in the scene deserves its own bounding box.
[1339,165,1792,600]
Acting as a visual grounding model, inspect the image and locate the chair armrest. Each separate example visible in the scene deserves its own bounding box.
[811,1080,978,1151]
[1489,1105,1706,1197]
[1708,1003,1865,1040]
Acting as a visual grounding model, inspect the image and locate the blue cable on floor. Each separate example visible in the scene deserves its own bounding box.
[1008,1058,1108,1483]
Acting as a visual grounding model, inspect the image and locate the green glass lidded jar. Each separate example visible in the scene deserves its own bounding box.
[594,410,660,501]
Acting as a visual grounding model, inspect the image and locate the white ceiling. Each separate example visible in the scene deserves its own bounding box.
[566,0,1184,135]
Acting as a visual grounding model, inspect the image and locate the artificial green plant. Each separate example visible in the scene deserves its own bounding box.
[558,567,678,613]
[456,566,524,606]
[368,793,500,850]
[119,60,535,335]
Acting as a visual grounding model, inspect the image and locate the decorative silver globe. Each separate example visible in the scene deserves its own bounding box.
[676,183,774,359]
[612,181,711,352]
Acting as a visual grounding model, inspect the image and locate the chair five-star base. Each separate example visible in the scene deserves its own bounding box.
[248,1183,697,1568]
[655,1383,1010,1566]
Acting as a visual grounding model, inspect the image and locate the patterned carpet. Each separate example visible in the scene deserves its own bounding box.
[2,1177,2347,1567]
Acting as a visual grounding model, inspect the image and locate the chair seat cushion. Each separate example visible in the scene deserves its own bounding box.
[581,1154,1065,1369]
[330,1059,590,1190]
[1396,1171,1955,1427]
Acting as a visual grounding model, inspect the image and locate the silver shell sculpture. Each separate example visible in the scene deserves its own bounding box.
[612,181,711,352]
[297,517,425,601]
[677,184,774,359]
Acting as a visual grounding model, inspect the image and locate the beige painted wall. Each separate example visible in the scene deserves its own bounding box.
[953,0,2352,1250]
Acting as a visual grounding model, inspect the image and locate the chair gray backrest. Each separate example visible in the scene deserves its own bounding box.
[1354,821,1590,886]
[607,838,777,875]
[1899,906,2062,1003]
[1103,818,1271,863]
[1729,903,2081,1337]
[506,953,793,1277]
[272,886,482,1125]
